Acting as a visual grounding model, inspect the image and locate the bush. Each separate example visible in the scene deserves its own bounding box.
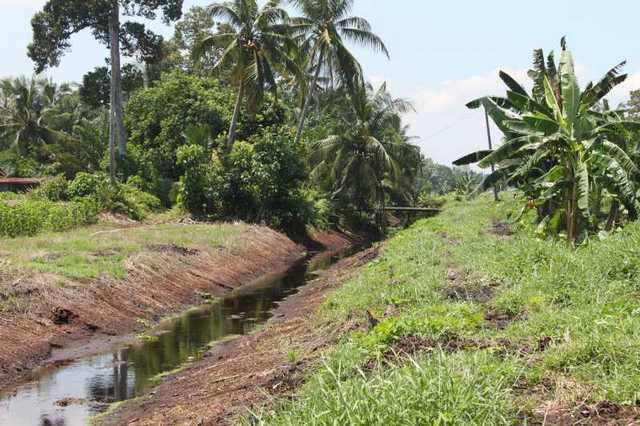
[68,172,161,220]
[0,149,40,177]
[417,191,447,209]
[68,172,109,199]
[177,126,313,229]
[0,197,100,238]
[32,175,69,202]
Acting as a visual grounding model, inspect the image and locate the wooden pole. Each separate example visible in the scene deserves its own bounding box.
[485,108,499,201]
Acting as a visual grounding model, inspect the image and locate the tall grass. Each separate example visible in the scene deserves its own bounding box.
[249,194,640,424]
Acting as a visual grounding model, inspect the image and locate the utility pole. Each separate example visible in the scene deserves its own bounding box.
[485,108,499,201]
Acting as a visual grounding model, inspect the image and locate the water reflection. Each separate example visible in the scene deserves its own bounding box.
[0,248,355,426]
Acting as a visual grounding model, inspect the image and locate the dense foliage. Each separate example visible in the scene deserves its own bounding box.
[9,2,636,241]
[1,0,424,235]
[455,39,640,244]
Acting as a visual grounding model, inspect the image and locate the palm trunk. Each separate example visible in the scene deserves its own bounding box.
[142,62,150,89]
[226,81,244,153]
[109,1,126,161]
[294,51,324,145]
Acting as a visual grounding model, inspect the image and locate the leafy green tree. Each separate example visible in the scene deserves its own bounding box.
[28,0,184,180]
[289,0,389,144]
[79,64,144,108]
[0,77,68,157]
[625,89,640,118]
[311,83,419,225]
[172,6,218,73]
[195,0,301,152]
[125,71,235,180]
[455,39,640,243]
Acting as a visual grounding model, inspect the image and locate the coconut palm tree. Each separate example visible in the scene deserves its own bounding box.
[196,0,302,152]
[288,0,389,144]
[455,38,640,244]
[311,83,418,225]
[0,77,68,157]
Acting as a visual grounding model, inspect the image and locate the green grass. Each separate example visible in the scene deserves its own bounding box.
[0,222,249,280]
[250,194,640,425]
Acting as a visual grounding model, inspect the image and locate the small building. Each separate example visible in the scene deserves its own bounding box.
[0,178,43,193]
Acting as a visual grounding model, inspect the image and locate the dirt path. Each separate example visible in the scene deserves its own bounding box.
[0,225,311,391]
[98,245,378,426]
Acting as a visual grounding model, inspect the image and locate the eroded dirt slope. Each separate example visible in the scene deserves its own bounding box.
[99,245,378,426]
[0,225,304,389]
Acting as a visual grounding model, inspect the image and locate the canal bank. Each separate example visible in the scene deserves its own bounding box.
[96,243,378,426]
[0,228,362,425]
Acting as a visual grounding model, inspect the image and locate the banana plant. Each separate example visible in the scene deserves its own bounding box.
[455,38,640,244]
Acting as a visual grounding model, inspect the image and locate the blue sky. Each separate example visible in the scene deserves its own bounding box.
[2,0,640,165]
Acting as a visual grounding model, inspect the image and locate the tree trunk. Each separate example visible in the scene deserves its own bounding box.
[107,5,117,183]
[605,200,620,231]
[109,1,126,161]
[226,81,244,153]
[566,172,577,245]
[142,62,150,89]
[294,51,324,145]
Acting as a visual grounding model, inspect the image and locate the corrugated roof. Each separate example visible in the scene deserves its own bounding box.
[0,178,43,184]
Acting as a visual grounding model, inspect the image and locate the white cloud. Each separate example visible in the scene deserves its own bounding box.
[608,72,640,107]
[0,0,46,7]
[402,66,640,167]
[403,68,528,166]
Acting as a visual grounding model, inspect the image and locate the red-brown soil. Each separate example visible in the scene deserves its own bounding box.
[0,225,312,390]
[97,245,378,426]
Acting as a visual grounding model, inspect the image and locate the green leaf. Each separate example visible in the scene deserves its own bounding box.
[559,48,580,123]
[543,75,562,120]
[522,114,559,134]
[478,136,534,167]
[453,150,493,166]
[499,71,528,96]
[601,141,639,175]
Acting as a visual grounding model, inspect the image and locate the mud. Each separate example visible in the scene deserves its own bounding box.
[0,226,307,391]
[97,246,378,426]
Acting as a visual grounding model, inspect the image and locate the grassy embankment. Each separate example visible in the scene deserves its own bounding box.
[251,194,640,425]
[0,221,249,284]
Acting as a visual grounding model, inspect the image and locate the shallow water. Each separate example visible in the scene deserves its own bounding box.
[0,246,357,426]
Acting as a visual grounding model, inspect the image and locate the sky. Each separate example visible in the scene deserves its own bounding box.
[2,0,640,166]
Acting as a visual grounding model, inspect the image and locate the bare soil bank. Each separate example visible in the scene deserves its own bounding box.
[0,225,345,390]
[99,244,378,426]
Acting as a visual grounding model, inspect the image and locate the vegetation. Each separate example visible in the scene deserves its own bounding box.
[455,39,640,244]
[4,2,640,424]
[0,221,248,280]
[289,0,389,144]
[28,0,184,179]
[0,0,426,239]
[250,194,640,424]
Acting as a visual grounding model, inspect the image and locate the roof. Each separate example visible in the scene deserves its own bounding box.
[0,178,44,185]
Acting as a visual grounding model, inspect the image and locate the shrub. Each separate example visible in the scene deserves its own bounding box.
[0,149,40,177]
[32,175,69,201]
[176,126,313,229]
[0,198,100,238]
[68,172,161,220]
[417,191,447,209]
[176,143,212,215]
[68,172,109,199]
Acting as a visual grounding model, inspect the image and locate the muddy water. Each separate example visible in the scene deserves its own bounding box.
[0,247,357,426]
